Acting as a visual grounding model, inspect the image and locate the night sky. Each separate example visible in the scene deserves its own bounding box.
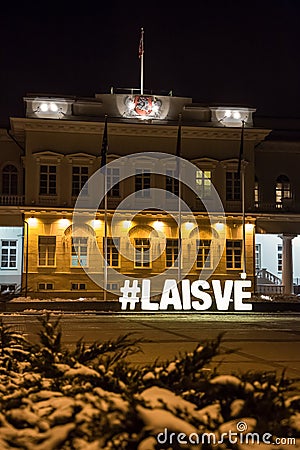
[0,1,299,128]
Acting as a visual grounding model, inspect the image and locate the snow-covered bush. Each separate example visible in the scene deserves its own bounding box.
[0,314,299,449]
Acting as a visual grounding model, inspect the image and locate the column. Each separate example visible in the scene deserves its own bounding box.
[281,234,296,295]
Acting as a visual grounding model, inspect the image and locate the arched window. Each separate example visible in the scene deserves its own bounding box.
[2,165,18,195]
[276,175,291,204]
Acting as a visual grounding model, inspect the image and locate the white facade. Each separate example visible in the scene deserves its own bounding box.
[0,226,23,292]
[255,234,300,284]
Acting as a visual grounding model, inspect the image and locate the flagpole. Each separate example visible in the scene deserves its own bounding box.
[241,163,246,275]
[176,114,182,283]
[139,28,144,95]
[104,176,108,302]
[238,120,246,275]
[101,115,108,301]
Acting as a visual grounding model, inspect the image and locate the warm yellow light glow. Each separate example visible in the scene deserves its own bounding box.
[232,111,241,120]
[39,103,48,112]
[215,222,224,231]
[92,219,101,229]
[58,218,70,228]
[50,102,58,112]
[185,221,194,230]
[123,220,131,229]
[153,220,164,231]
[245,223,254,232]
[27,217,38,226]
[128,100,135,111]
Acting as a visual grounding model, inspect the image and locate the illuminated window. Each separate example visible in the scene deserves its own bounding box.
[166,239,179,267]
[38,236,56,266]
[226,171,240,201]
[71,237,88,267]
[72,166,88,196]
[166,170,179,197]
[135,170,150,197]
[226,240,242,269]
[276,175,291,205]
[107,168,120,197]
[196,170,212,198]
[134,238,150,268]
[2,165,18,195]
[1,240,17,268]
[254,177,259,207]
[196,239,211,268]
[40,165,56,195]
[277,244,283,272]
[104,237,120,267]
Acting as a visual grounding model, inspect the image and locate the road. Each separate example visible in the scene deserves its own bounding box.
[2,312,300,377]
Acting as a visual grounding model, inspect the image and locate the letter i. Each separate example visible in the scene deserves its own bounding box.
[181,279,191,310]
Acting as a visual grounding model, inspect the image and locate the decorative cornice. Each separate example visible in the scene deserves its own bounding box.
[10,118,271,142]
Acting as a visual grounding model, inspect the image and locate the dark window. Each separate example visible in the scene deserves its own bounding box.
[135,170,150,197]
[71,283,86,290]
[107,168,120,197]
[40,165,56,195]
[104,237,120,267]
[72,166,88,196]
[2,164,18,195]
[226,240,242,269]
[196,239,211,268]
[166,170,179,197]
[166,239,179,267]
[226,171,240,201]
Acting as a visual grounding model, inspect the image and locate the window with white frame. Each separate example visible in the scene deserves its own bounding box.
[166,239,179,267]
[226,240,242,269]
[107,168,120,197]
[196,239,212,268]
[40,165,57,195]
[2,165,18,195]
[277,244,283,272]
[226,171,240,201]
[71,237,88,267]
[38,236,56,266]
[1,240,17,268]
[196,170,212,199]
[166,170,179,197]
[135,170,150,197]
[104,237,120,267]
[72,166,89,196]
[134,238,150,267]
[255,244,261,270]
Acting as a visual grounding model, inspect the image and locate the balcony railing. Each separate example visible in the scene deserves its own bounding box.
[253,199,300,213]
[256,268,282,285]
[256,268,283,295]
[0,195,24,206]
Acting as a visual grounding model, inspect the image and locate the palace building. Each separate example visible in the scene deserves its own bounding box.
[0,90,299,300]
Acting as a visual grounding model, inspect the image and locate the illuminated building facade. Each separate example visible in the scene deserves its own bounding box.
[1,91,299,299]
